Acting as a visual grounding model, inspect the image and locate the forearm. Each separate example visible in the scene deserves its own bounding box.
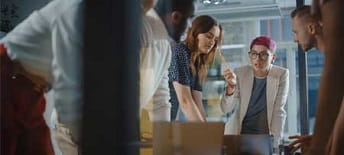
[192,91,206,120]
[328,99,344,155]
[196,102,206,120]
[179,101,205,122]
[220,93,237,114]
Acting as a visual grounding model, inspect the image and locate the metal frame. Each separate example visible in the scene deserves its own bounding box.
[296,0,310,135]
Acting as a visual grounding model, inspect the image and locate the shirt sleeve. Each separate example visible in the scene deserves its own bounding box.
[193,76,203,91]
[51,2,84,124]
[169,44,191,86]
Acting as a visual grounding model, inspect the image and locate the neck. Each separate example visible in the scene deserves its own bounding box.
[254,65,271,77]
[315,35,325,52]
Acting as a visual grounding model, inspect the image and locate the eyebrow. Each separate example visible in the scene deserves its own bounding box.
[207,32,215,37]
[251,50,269,53]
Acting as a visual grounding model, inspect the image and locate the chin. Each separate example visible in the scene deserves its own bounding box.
[302,45,312,51]
[253,66,267,72]
[201,50,210,54]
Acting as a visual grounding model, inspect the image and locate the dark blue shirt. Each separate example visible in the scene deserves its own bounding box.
[168,43,202,120]
[241,77,269,134]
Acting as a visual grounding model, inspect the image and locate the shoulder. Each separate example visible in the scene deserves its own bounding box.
[172,43,189,54]
[39,0,83,24]
[234,65,252,75]
[144,9,169,40]
[40,0,82,16]
[270,65,289,78]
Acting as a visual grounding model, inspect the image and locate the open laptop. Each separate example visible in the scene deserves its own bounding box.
[223,134,273,155]
[153,122,224,155]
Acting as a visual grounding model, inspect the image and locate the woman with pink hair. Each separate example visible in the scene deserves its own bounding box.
[221,36,289,148]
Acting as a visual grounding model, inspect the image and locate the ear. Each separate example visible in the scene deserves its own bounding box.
[271,54,276,63]
[308,23,316,35]
[171,11,183,23]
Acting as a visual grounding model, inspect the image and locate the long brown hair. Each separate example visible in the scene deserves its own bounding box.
[184,15,223,83]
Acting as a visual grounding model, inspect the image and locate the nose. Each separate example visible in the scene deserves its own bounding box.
[209,39,215,46]
[293,34,298,43]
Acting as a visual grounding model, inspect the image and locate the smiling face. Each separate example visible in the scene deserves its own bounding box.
[197,25,220,54]
[249,45,275,74]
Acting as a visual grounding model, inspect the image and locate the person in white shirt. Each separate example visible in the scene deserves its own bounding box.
[221,36,289,148]
[139,0,195,122]
[140,5,172,121]
[0,0,83,154]
[154,0,196,120]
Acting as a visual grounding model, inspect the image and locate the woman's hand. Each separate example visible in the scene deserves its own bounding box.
[223,69,236,95]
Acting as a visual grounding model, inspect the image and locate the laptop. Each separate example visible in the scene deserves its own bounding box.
[153,122,224,155]
[223,134,273,155]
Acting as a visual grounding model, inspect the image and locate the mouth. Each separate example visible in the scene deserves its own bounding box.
[254,63,263,68]
[206,45,212,50]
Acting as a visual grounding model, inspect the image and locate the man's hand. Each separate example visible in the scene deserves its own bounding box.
[13,62,50,91]
[223,69,236,95]
[288,135,312,153]
[66,123,81,144]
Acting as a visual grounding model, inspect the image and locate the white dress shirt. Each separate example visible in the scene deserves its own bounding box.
[140,9,172,121]
[0,0,83,124]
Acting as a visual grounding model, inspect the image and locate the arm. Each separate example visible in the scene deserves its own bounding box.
[173,82,205,122]
[220,68,239,114]
[192,90,206,121]
[328,98,344,155]
[270,69,289,145]
[152,70,171,122]
[308,1,344,154]
[52,4,83,126]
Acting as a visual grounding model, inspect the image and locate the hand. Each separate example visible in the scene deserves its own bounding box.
[56,120,81,145]
[13,62,50,91]
[223,68,236,86]
[66,123,81,144]
[288,135,312,153]
[223,69,236,95]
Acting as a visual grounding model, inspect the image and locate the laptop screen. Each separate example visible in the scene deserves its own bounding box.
[153,122,224,155]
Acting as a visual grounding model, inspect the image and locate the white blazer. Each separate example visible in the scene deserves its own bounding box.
[220,64,289,145]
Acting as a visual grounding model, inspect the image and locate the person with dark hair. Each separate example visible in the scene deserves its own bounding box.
[169,15,223,122]
[140,0,172,123]
[287,5,325,153]
[154,0,195,120]
[154,0,195,44]
[291,5,324,52]
[139,0,197,143]
[221,36,289,148]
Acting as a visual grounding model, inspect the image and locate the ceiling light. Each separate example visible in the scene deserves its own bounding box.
[200,0,227,5]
